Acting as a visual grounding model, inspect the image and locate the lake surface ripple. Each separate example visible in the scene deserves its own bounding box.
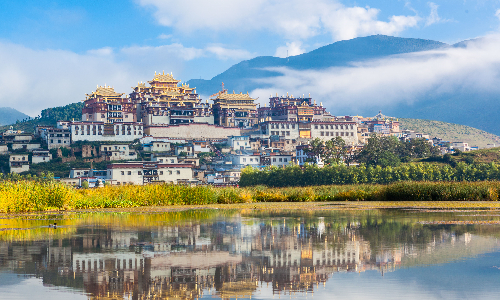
[0,207,499,299]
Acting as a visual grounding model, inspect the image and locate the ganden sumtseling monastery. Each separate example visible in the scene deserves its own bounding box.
[7,72,412,185]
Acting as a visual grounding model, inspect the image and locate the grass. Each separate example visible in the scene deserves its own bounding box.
[2,180,500,213]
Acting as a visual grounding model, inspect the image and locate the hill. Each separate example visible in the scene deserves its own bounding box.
[399,118,500,148]
[0,102,83,133]
[188,35,446,96]
[0,107,31,126]
[187,35,500,136]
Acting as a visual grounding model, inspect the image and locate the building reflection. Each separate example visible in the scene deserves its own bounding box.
[0,214,498,299]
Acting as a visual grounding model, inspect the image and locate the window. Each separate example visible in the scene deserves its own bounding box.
[170,159,174,163]
[159,159,163,162]
[286,131,290,136]
[273,158,276,162]
[169,170,172,175]
[320,132,324,136]
[121,171,124,175]
[159,171,163,175]
[284,158,288,162]
[250,158,253,162]
[279,158,283,162]
[243,158,246,162]
[138,171,142,175]
[315,125,318,129]
[127,171,131,175]
[176,170,180,175]
[326,132,329,136]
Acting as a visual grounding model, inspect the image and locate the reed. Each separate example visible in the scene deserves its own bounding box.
[1,180,499,213]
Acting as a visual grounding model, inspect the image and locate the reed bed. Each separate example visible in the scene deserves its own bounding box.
[1,180,500,213]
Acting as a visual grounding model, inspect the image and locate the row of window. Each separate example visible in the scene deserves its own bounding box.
[119,170,181,175]
[74,131,142,136]
[73,125,143,130]
[320,131,355,137]
[314,124,354,130]
[272,157,288,162]
[241,157,259,162]
[270,123,296,129]
[270,131,291,136]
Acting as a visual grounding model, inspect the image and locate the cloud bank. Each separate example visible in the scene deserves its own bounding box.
[138,0,420,41]
[0,42,250,116]
[251,35,500,114]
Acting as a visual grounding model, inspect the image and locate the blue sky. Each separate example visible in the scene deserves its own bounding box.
[2,0,500,115]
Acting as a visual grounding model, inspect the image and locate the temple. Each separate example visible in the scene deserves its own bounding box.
[211,88,258,128]
[130,72,213,125]
[81,85,136,123]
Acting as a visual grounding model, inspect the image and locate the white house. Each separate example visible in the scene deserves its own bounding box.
[100,144,138,160]
[228,136,251,151]
[230,154,261,166]
[9,154,29,173]
[106,161,194,185]
[31,149,52,164]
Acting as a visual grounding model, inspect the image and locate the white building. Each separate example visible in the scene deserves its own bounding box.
[230,154,261,166]
[259,121,300,139]
[310,121,358,145]
[46,128,71,149]
[100,144,137,160]
[106,161,194,185]
[228,136,251,151]
[70,169,90,178]
[11,143,41,151]
[263,154,293,167]
[70,121,143,142]
[31,149,52,164]
[9,154,29,173]
[152,155,178,164]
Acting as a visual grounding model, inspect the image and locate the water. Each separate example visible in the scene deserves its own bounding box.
[0,207,500,299]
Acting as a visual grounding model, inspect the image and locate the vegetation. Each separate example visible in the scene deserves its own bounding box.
[0,102,83,133]
[354,135,440,167]
[399,118,500,148]
[239,160,500,187]
[2,177,500,213]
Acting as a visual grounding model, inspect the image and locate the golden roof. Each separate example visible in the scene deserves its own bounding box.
[212,92,256,101]
[87,86,124,98]
[149,71,181,83]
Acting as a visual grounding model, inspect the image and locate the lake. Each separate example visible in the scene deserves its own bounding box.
[0,204,499,299]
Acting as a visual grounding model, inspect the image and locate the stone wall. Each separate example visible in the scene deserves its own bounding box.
[145,123,241,140]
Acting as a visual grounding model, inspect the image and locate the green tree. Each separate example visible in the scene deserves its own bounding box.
[324,136,347,165]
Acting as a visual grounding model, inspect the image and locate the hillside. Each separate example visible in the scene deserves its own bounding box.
[187,35,500,136]
[0,102,83,133]
[0,107,31,125]
[188,35,446,96]
[399,118,500,148]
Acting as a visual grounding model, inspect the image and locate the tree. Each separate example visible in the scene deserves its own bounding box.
[324,136,347,165]
[81,180,89,189]
[304,138,324,164]
[355,135,401,167]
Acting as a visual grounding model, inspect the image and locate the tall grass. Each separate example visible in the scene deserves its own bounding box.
[1,180,499,213]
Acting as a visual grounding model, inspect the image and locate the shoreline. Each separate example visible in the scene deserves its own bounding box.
[2,200,500,216]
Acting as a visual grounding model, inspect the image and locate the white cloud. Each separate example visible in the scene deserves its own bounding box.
[0,42,210,116]
[158,33,172,40]
[425,2,452,27]
[274,42,306,58]
[138,0,420,41]
[205,45,254,61]
[251,34,500,113]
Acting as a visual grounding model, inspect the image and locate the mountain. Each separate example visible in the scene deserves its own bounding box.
[399,118,500,148]
[187,35,447,96]
[0,107,30,126]
[0,102,83,133]
[187,35,500,136]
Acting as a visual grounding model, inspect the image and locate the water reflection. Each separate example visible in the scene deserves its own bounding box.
[0,209,499,299]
